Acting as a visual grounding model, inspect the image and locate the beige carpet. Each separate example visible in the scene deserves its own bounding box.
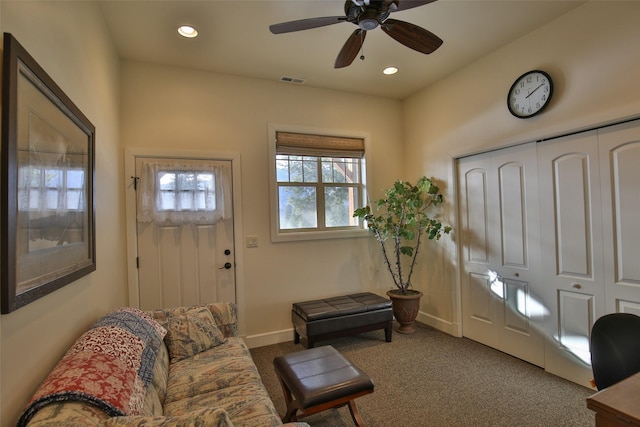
[250,322,596,426]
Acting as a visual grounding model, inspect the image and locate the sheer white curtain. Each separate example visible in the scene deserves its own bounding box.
[136,159,232,225]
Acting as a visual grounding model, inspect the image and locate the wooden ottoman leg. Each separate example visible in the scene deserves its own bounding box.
[277,375,300,422]
[293,328,300,344]
[347,399,366,427]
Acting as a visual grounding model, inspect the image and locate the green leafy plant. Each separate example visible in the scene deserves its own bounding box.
[353,176,452,295]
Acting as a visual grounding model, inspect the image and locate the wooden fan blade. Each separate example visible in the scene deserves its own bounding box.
[381,18,442,54]
[269,16,346,34]
[393,0,437,12]
[335,29,366,68]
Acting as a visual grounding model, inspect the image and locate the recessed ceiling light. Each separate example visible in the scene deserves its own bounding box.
[383,66,398,75]
[178,25,198,38]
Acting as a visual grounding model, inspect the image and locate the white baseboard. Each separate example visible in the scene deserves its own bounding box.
[245,328,293,349]
[417,311,461,337]
[244,312,461,349]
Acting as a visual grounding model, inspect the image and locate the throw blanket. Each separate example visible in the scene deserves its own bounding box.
[17,308,167,427]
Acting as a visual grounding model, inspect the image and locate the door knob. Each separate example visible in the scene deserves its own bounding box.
[219,262,232,270]
[224,249,231,256]
[572,283,582,289]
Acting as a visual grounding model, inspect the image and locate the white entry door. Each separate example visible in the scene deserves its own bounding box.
[134,157,236,310]
[458,142,545,367]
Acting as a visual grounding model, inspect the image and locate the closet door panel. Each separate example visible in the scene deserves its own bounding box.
[466,169,490,264]
[618,300,640,316]
[500,163,527,267]
[553,154,592,277]
[503,278,535,334]
[468,272,495,325]
[558,290,595,364]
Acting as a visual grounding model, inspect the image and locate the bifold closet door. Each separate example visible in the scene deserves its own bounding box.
[458,142,544,367]
[458,119,640,387]
[537,130,605,387]
[598,121,640,315]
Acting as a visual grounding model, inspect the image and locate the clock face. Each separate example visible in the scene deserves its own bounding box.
[507,70,553,118]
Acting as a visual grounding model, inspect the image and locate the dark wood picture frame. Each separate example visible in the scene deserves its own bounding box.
[1,33,96,313]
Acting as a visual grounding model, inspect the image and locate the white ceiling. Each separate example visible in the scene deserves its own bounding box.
[98,0,585,99]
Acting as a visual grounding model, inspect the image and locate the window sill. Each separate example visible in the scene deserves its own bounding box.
[271,228,371,243]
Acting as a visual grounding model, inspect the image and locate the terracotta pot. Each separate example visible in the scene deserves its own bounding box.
[387,290,423,334]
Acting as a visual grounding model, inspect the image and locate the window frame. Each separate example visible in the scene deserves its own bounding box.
[268,124,370,242]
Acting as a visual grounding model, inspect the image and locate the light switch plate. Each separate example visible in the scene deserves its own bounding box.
[246,236,258,248]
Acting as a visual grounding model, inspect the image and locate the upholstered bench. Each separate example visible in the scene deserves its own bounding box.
[273,345,374,426]
[291,292,393,348]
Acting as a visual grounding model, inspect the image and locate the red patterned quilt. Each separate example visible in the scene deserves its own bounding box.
[17,307,167,427]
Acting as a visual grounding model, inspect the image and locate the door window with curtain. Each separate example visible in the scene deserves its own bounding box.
[136,159,232,225]
[271,130,366,241]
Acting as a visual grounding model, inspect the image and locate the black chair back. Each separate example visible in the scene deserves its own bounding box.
[590,312,640,390]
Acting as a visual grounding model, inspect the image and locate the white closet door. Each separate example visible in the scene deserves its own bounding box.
[458,119,640,387]
[537,130,605,387]
[598,121,640,315]
[458,142,544,367]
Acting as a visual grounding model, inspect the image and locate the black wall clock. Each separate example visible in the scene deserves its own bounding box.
[507,70,554,119]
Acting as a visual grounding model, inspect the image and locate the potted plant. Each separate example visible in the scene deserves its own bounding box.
[353,176,451,333]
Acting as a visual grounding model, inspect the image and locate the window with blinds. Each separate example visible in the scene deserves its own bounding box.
[272,130,367,239]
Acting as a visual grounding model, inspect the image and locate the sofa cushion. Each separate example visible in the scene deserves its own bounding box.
[103,406,234,427]
[162,337,282,427]
[148,303,238,339]
[164,384,281,427]
[164,307,227,361]
[164,338,259,403]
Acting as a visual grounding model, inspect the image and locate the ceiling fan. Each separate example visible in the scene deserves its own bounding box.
[269,0,443,69]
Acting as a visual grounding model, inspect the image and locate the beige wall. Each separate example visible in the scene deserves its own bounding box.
[403,1,640,333]
[0,2,122,425]
[119,62,405,340]
[2,1,640,425]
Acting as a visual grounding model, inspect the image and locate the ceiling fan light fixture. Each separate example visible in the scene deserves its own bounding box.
[358,9,380,30]
[359,18,378,31]
[383,66,398,75]
[177,25,198,38]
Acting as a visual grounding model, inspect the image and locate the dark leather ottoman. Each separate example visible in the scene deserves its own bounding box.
[291,292,393,348]
[273,345,374,426]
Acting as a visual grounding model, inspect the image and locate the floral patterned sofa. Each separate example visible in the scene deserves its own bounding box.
[18,303,307,427]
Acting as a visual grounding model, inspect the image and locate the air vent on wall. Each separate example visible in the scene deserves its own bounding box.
[280,76,306,84]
